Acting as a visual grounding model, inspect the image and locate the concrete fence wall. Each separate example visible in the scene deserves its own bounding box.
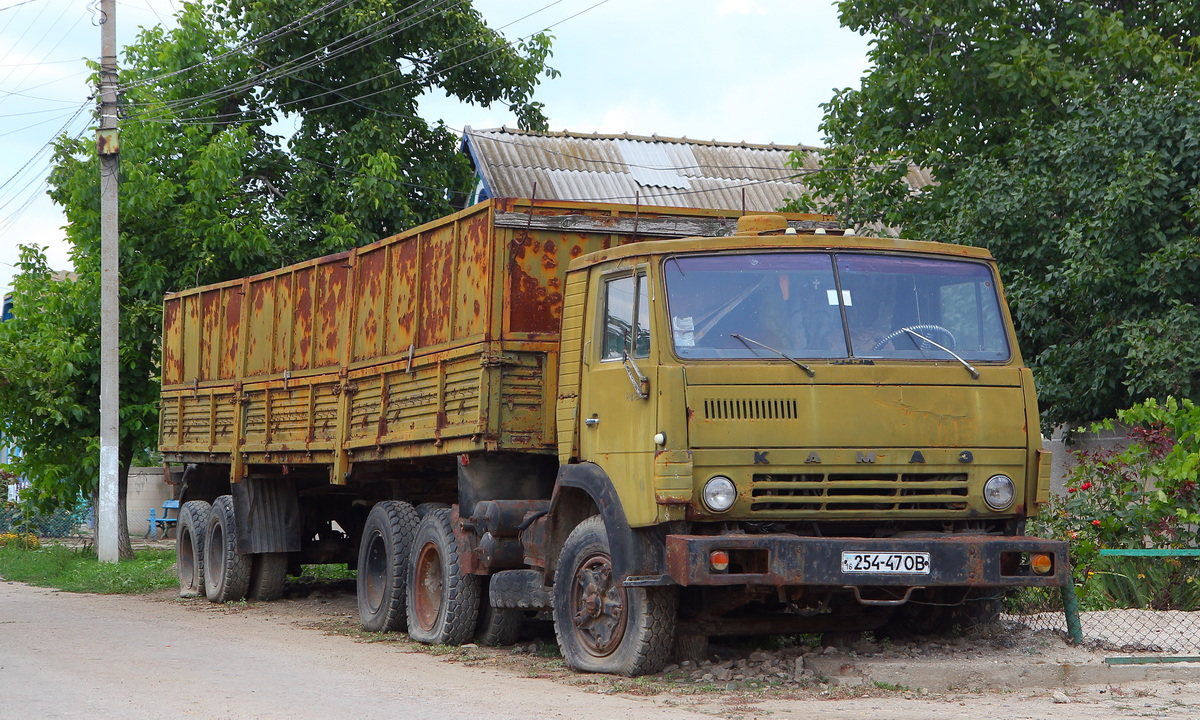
[1043,423,1131,496]
[127,466,175,536]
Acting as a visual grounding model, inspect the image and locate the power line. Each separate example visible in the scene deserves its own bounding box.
[119,0,367,92]
[118,0,574,118]
[0,105,90,234]
[0,0,45,13]
[121,0,596,129]
[0,2,88,112]
[122,0,465,115]
[0,57,93,68]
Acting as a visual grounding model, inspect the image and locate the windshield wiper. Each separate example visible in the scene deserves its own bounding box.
[731,334,815,377]
[902,328,980,380]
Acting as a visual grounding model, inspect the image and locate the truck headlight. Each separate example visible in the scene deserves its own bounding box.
[983,474,1016,510]
[702,476,737,513]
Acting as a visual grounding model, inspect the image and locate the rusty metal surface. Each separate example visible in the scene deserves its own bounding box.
[468,499,550,537]
[663,533,1069,588]
[161,199,789,469]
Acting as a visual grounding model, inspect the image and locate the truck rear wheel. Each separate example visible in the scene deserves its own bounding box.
[475,577,522,646]
[177,500,211,598]
[552,515,677,676]
[204,495,251,603]
[405,507,480,645]
[249,552,289,601]
[357,500,419,632]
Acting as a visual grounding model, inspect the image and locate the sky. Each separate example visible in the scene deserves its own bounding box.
[0,0,873,297]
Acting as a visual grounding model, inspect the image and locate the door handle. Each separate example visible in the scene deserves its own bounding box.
[585,416,600,427]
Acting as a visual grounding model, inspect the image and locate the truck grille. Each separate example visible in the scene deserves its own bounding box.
[750,472,970,513]
[703,398,797,420]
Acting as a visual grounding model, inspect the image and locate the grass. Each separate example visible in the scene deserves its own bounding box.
[0,544,178,594]
[298,563,356,581]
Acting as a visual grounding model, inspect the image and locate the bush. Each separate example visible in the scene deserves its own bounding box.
[1028,397,1200,610]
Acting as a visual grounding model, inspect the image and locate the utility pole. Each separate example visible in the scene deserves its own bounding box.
[97,0,120,563]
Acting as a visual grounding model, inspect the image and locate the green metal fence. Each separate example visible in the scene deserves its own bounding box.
[0,503,91,538]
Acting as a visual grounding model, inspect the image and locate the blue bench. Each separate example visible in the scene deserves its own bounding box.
[146,499,181,539]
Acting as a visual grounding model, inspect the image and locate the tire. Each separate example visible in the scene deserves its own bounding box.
[405,507,480,645]
[475,577,522,646]
[357,501,419,632]
[552,515,677,676]
[204,495,251,603]
[249,552,289,601]
[176,500,211,598]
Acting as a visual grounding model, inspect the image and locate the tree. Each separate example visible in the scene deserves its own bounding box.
[791,1,1200,427]
[223,0,556,250]
[0,0,555,555]
[0,251,102,515]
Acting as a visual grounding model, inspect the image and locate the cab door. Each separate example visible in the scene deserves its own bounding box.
[578,263,659,526]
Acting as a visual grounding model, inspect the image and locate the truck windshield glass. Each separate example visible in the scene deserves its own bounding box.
[664,252,1010,362]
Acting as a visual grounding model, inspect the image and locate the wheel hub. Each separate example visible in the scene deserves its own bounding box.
[571,553,626,656]
[413,542,444,632]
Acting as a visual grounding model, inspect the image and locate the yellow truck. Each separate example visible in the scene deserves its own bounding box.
[159,197,1068,675]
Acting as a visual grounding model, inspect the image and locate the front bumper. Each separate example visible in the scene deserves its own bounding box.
[663,533,1069,588]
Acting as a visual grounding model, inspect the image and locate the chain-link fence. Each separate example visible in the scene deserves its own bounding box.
[0,503,91,539]
[1006,550,1200,658]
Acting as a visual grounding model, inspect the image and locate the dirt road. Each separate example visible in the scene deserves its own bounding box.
[0,580,710,720]
[2,579,1199,720]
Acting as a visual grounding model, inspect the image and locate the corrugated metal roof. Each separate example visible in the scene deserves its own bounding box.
[615,139,692,190]
[462,127,824,212]
[461,127,934,213]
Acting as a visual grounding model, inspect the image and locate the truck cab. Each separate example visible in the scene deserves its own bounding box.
[547,214,1066,671]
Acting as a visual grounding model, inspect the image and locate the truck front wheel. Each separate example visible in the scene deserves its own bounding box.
[405,507,480,644]
[552,515,677,676]
[357,500,419,632]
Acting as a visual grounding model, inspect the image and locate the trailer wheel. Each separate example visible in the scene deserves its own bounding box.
[357,500,419,632]
[176,500,211,598]
[475,577,522,646]
[552,515,677,676]
[204,495,251,603]
[405,507,480,645]
[249,552,289,601]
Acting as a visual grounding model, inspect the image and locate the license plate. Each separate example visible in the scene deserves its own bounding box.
[841,551,931,574]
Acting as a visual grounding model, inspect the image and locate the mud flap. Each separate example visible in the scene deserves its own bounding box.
[232,477,302,554]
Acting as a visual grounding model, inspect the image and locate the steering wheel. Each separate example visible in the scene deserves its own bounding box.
[872,324,957,352]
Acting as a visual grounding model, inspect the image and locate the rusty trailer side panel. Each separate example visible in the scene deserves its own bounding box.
[160,198,834,478]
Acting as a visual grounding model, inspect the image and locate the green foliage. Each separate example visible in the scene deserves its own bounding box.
[0,249,110,512]
[1028,397,1200,609]
[219,0,558,249]
[2,1,555,518]
[298,564,356,581]
[793,1,1200,426]
[1081,556,1200,612]
[0,545,177,594]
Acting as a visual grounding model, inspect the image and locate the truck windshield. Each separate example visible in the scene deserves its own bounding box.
[663,252,1010,362]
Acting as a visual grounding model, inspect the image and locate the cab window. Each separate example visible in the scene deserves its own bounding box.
[601,272,650,360]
